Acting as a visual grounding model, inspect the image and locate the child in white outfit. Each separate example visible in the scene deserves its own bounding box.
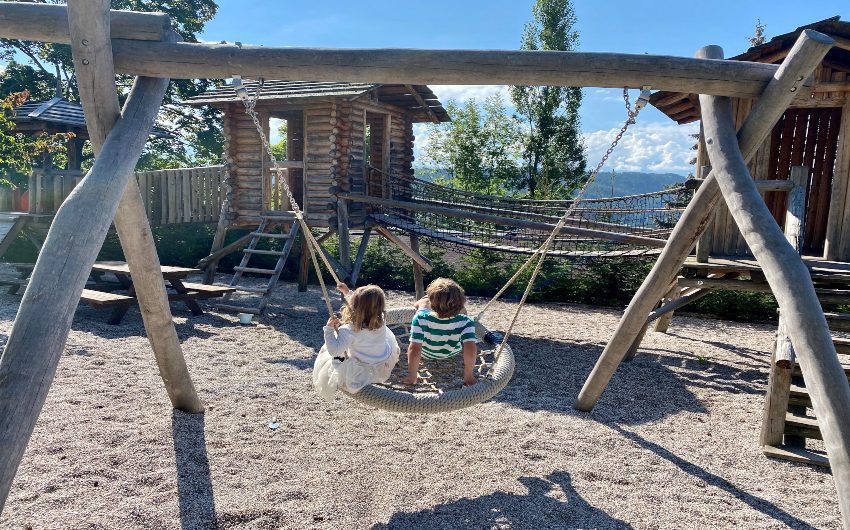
[312,283,400,401]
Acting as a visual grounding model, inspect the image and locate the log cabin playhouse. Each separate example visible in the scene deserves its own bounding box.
[186,81,449,313]
[648,17,850,467]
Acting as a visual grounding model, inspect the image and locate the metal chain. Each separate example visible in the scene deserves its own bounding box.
[476,86,652,322]
[233,77,341,317]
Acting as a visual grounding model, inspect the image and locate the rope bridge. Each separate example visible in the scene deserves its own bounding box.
[356,171,692,259]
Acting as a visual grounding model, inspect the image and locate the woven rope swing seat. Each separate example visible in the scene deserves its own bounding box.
[346,308,516,413]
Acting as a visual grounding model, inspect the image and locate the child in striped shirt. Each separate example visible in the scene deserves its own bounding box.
[403,278,478,387]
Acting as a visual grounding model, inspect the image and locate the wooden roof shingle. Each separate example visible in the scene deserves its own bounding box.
[185,80,450,123]
[650,16,850,124]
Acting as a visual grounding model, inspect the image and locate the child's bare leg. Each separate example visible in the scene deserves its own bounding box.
[404,343,422,385]
[462,341,477,386]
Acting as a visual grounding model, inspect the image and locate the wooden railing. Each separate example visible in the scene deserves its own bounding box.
[136,166,226,225]
[0,165,226,225]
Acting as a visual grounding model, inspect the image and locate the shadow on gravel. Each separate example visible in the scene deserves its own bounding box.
[373,470,633,530]
[172,410,218,530]
[611,424,819,529]
[490,335,713,425]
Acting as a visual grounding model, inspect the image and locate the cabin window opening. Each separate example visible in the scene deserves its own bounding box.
[365,111,390,198]
[266,111,304,212]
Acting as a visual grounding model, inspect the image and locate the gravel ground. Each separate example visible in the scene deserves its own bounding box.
[0,273,842,529]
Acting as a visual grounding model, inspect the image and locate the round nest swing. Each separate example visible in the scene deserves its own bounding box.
[346,308,516,414]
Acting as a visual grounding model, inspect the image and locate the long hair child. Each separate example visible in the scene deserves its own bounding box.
[312,283,400,400]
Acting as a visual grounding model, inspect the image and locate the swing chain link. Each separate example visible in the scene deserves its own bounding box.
[587,86,652,186]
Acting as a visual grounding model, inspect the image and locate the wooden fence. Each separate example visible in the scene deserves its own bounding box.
[0,165,226,225]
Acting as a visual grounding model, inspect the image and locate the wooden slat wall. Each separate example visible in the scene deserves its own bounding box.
[703,67,849,257]
[133,165,226,225]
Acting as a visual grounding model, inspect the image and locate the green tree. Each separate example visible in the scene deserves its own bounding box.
[423,94,521,195]
[0,91,73,188]
[510,0,586,199]
[271,121,288,160]
[0,0,221,170]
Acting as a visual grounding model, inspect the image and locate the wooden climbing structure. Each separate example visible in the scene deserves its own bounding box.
[0,3,848,527]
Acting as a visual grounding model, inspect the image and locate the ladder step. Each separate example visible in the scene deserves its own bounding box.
[234,286,270,294]
[788,384,811,408]
[763,444,830,467]
[244,249,285,256]
[216,304,262,315]
[234,266,276,275]
[784,414,821,440]
[252,232,290,239]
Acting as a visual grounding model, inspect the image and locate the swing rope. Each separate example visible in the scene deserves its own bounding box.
[231,76,649,411]
[477,87,652,358]
[234,77,342,318]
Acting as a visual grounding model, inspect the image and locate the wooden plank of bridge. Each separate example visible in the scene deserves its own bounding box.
[576,31,833,413]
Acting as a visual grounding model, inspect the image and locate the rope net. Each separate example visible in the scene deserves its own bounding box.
[368,171,692,259]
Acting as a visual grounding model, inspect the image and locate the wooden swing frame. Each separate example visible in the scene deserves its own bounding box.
[0,2,847,525]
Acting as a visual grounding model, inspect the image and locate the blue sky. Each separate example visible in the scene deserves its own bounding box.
[203,1,848,174]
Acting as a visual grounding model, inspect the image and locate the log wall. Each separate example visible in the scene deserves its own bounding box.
[220,95,416,230]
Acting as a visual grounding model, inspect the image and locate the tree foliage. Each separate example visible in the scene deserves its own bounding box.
[0,91,73,187]
[422,94,522,195]
[510,0,586,199]
[0,0,222,171]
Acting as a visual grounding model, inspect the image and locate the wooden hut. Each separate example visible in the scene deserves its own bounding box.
[648,17,850,467]
[650,16,850,260]
[187,81,448,229]
[186,81,448,310]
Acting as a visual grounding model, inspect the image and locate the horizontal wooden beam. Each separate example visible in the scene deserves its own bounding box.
[0,2,796,97]
[812,81,850,93]
[686,178,796,192]
[107,40,790,97]
[0,2,169,43]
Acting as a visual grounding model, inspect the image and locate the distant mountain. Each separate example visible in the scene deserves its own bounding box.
[412,167,688,198]
[583,171,688,199]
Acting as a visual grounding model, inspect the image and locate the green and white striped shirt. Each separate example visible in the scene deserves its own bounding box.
[410,310,477,360]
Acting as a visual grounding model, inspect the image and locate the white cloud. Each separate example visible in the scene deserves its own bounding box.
[430,85,511,104]
[582,121,699,174]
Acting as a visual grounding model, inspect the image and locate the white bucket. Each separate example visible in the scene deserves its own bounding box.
[238,313,253,325]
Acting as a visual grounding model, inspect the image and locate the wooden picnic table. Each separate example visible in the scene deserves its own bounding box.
[89,261,233,323]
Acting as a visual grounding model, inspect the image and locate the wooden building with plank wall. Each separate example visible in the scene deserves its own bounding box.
[186,81,449,233]
[650,17,850,260]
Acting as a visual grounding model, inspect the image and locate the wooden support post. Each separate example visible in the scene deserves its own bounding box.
[576,31,833,413]
[760,166,808,448]
[695,164,713,262]
[0,75,169,515]
[298,233,309,292]
[825,98,850,261]
[652,281,680,333]
[337,198,351,271]
[350,228,371,287]
[203,220,228,284]
[410,233,425,299]
[699,81,850,526]
[67,0,202,414]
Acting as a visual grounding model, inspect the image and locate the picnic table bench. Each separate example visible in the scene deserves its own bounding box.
[87,261,235,324]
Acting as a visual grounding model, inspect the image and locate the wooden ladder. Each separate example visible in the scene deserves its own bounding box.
[216,217,300,315]
[761,314,850,468]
